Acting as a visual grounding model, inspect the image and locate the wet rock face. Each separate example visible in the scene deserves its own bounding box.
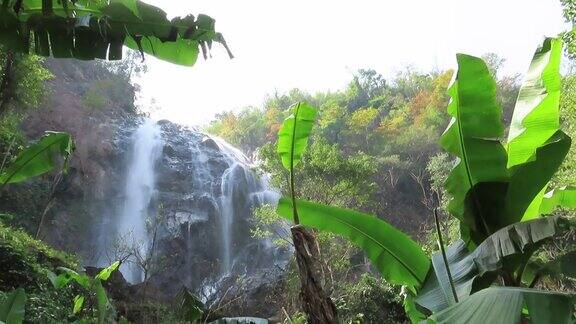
[132,120,289,298]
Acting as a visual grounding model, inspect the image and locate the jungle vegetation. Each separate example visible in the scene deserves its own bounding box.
[0,0,575,323]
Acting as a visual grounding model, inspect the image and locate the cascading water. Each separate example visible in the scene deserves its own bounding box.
[91,120,288,297]
[116,119,163,283]
[213,138,280,275]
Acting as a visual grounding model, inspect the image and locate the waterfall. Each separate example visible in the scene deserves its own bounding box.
[90,120,287,294]
[117,119,163,283]
[213,138,279,275]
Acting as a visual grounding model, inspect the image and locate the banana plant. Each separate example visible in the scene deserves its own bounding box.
[415,37,576,322]
[276,102,340,323]
[0,0,232,66]
[47,261,120,324]
[273,37,576,323]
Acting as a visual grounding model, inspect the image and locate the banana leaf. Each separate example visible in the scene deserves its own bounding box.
[507,38,563,168]
[504,38,570,221]
[0,132,73,185]
[440,53,509,244]
[95,261,120,281]
[277,198,430,291]
[0,0,231,66]
[428,287,575,324]
[276,102,317,171]
[94,280,108,324]
[416,216,564,312]
[72,295,84,315]
[0,289,26,324]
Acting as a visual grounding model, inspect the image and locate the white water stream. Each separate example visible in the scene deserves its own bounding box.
[117,119,163,283]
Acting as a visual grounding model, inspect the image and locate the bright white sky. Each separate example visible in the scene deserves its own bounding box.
[138,0,568,127]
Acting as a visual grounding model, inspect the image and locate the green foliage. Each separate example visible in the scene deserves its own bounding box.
[263,138,378,208]
[335,274,407,324]
[277,198,430,291]
[0,221,79,282]
[428,287,574,324]
[277,102,317,171]
[414,37,576,320]
[561,0,576,59]
[0,49,52,150]
[539,187,576,215]
[440,53,509,246]
[417,216,566,312]
[0,0,231,66]
[0,132,74,185]
[265,36,576,323]
[206,108,269,155]
[175,288,205,323]
[0,288,26,324]
[0,111,26,153]
[47,261,120,323]
[0,49,53,109]
[0,221,79,322]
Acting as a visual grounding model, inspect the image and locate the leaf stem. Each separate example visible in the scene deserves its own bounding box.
[434,208,458,303]
[290,103,301,225]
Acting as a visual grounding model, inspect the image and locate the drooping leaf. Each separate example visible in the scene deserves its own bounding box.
[440,54,509,244]
[507,37,563,168]
[46,269,73,289]
[277,102,317,171]
[56,267,91,289]
[0,289,26,324]
[539,187,576,215]
[277,198,430,290]
[428,287,574,324]
[0,0,231,66]
[72,295,84,314]
[0,132,73,185]
[416,216,564,312]
[125,36,199,67]
[95,261,120,281]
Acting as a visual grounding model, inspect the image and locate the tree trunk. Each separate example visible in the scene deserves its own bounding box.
[291,225,339,324]
[0,51,16,117]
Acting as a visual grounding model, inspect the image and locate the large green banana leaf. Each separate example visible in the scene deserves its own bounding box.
[428,287,574,324]
[277,102,317,171]
[507,38,563,168]
[0,0,231,65]
[504,38,570,221]
[506,131,571,221]
[416,216,564,312]
[0,132,73,185]
[440,53,509,244]
[276,198,430,291]
[0,288,26,324]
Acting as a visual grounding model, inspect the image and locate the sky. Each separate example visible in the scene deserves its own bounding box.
[138,0,568,127]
